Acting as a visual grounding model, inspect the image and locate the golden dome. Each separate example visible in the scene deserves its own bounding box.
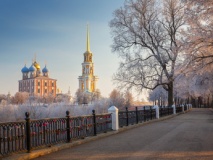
[33,61,40,69]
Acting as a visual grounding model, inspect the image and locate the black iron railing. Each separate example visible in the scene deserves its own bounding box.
[159,106,173,117]
[168,107,173,115]
[119,107,156,127]
[29,117,67,149]
[0,110,112,157]
[137,110,146,123]
[159,106,167,117]
[119,106,181,128]
[1,105,188,158]
[144,106,156,121]
[0,121,26,156]
[184,105,187,111]
[176,106,182,113]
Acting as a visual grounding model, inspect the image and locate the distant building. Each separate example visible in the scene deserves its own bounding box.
[78,25,98,93]
[19,59,57,97]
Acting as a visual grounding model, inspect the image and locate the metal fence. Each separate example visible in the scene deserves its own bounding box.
[176,106,182,113]
[1,105,188,158]
[118,106,181,128]
[0,121,26,156]
[159,106,173,117]
[119,107,156,127]
[0,110,112,157]
[184,105,187,111]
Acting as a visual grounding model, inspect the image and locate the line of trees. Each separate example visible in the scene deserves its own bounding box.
[0,92,71,105]
[75,89,101,105]
[74,89,134,110]
[0,89,134,122]
[109,89,134,109]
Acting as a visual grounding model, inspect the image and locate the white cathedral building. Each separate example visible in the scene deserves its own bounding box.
[78,26,98,93]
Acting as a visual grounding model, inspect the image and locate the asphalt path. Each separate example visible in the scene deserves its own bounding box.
[33,108,213,160]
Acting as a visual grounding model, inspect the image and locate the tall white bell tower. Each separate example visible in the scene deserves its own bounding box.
[78,25,98,93]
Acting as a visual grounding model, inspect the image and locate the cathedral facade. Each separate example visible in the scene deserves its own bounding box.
[78,26,98,93]
[19,59,57,97]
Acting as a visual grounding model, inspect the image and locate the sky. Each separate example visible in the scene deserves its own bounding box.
[0,0,130,98]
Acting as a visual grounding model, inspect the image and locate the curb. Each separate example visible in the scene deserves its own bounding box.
[2,111,187,160]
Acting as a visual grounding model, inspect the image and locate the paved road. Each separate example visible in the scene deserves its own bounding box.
[34,108,213,160]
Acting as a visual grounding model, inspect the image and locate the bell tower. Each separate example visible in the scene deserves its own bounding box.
[78,25,98,93]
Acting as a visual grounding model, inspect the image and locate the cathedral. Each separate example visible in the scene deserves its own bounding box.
[78,26,98,93]
[19,59,57,97]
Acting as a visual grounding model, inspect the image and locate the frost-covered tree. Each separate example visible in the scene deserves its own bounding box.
[175,70,213,107]
[0,91,111,122]
[124,91,134,108]
[0,100,112,122]
[92,89,101,101]
[75,89,84,104]
[43,93,55,104]
[0,94,7,103]
[148,86,168,106]
[110,0,185,107]
[179,0,213,107]
[11,92,29,104]
[109,89,125,109]
[183,0,213,71]
[75,89,101,105]
[55,94,71,103]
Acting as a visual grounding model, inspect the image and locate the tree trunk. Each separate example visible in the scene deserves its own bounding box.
[167,81,173,107]
[207,95,210,108]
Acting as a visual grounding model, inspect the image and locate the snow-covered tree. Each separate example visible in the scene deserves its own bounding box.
[43,93,55,104]
[91,89,101,102]
[182,0,213,71]
[175,70,213,107]
[11,92,29,104]
[0,94,7,104]
[109,89,125,109]
[124,91,134,108]
[75,89,101,105]
[55,93,72,103]
[148,86,168,106]
[110,0,185,107]
[75,89,84,104]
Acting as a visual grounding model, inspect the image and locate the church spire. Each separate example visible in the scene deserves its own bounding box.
[79,25,98,94]
[86,24,90,52]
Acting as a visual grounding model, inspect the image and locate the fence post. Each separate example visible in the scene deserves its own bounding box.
[108,106,119,130]
[182,104,185,113]
[25,112,31,153]
[92,110,97,136]
[187,104,189,111]
[136,107,139,124]
[172,105,176,114]
[66,111,71,142]
[126,107,129,126]
[155,106,159,119]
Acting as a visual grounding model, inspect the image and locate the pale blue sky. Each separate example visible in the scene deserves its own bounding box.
[0,0,126,97]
